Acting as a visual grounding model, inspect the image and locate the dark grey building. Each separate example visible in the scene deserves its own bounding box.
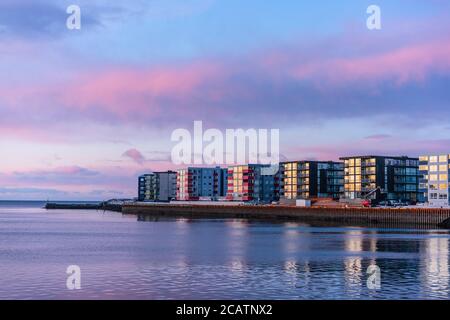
[280,161,344,200]
[340,155,419,203]
[138,171,177,202]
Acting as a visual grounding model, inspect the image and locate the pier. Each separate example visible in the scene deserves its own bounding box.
[45,202,122,212]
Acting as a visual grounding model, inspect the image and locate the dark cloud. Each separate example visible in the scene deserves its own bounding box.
[12,166,100,184]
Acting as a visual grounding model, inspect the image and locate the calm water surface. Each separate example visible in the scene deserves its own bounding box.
[0,201,449,300]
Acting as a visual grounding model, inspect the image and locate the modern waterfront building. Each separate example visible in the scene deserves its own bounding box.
[138,174,155,201]
[176,167,227,201]
[280,161,344,200]
[138,171,177,202]
[340,155,420,203]
[226,164,279,203]
[419,154,450,206]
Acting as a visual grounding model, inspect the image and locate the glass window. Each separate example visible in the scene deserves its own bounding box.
[419,156,429,162]
[439,165,448,172]
[429,165,438,172]
[430,156,438,163]
[439,155,448,163]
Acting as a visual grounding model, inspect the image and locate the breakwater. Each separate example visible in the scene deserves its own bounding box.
[122,204,450,228]
[45,202,122,212]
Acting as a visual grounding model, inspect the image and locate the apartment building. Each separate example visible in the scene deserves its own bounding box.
[138,174,156,201]
[419,154,450,206]
[176,167,227,201]
[138,171,177,202]
[340,155,420,203]
[226,164,279,203]
[280,161,344,200]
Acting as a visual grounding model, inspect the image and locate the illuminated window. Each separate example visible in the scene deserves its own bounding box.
[439,155,448,163]
[440,184,448,190]
[440,174,448,181]
[419,156,429,162]
[439,165,448,172]
[429,165,438,172]
[430,156,438,163]
[429,174,438,182]
[419,165,428,171]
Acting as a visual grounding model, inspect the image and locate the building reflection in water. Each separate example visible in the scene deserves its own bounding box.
[226,220,249,273]
[344,230,363,292]
[422,236,449,297]
[282,223,311,288]
[343,230,378,293]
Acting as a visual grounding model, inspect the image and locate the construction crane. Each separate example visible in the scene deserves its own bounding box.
[362,187,382,207]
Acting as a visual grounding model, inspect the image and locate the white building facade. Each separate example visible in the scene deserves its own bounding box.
[419,155,450,206]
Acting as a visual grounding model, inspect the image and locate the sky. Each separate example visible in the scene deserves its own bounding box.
[1,0,450,200]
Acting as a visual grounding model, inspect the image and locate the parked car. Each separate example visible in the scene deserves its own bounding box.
[377,201,390,207]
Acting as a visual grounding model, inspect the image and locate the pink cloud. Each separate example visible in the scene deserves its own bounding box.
[289,40,450,85]
[1,34,450,144]
[122,148,146,165]
[59,62,224,116]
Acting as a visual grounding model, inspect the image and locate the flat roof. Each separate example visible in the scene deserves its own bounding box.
[280,160,342,164]
[339,155,419,160]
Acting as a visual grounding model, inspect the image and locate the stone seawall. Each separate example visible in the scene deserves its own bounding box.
[122,204,450,228]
